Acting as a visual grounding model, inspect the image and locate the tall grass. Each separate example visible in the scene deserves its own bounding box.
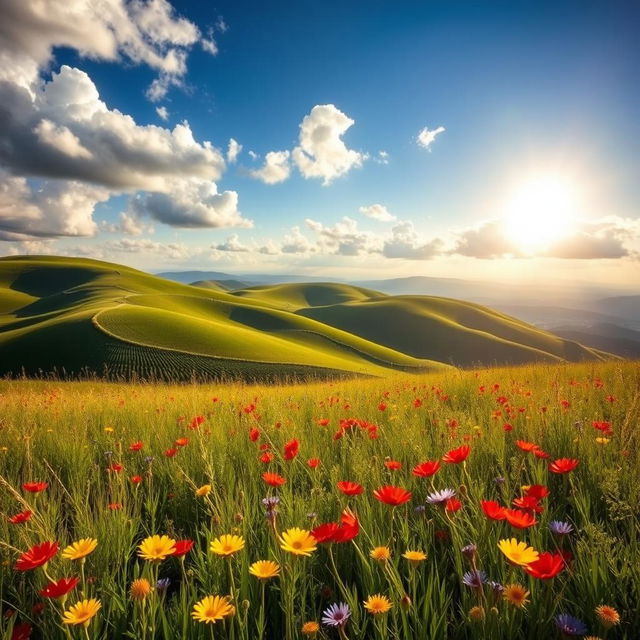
[0,361,638,639]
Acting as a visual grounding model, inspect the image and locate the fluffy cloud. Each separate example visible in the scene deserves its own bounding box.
[101,212,153,236]
[417,125,445,150]
[249,151,291,185]
[359,204,396,222]
[281,226,315,254]
[155,105,169,120]
[305,217,378,256]
[105,237,194,260]
[227,138,242,163]
[292,105,365,185]
[382,221,444,259]
[214,234,250,252]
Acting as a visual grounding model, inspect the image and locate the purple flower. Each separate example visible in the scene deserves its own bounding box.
[414,505,426,514]
[156,578,170,592]
[262,496,280,509]
[555,613,588,636]
[461,543,477,560]
[549,520,574,535]
[426,488,456,505]
[487,580,504,595]
[462,570,487,588]
[494,476,505,485]
[322,602,351,627]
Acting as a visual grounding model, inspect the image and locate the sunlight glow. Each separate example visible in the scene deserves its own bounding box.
[503,175,577,253]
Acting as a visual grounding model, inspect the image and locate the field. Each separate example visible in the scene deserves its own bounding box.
[1,360,638,639]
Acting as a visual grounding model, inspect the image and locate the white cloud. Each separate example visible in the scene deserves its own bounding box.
[156,105,169,120]
[105,237,194,260]
[292,104,364,185]
[375,150,389,165]
[305,217,378,256]
[227,138,242,163]
[249,150,291,185]
[248,150,259,160]
[382,221,444,260]
[417,125,445,150]
[281,226,315,254]
[359,204,396,222]
[34,119,92,159]
[101,212,153,236]
[214,234,249,252]
[1,238,55,256]
[258,240,280,255]
[201,38,218,55]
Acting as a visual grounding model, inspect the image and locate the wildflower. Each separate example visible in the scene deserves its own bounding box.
[262,496,280,510]
[503,584,530,608]
[373,485,412,506]
[191,595,234,624]
[62,538,97,561]
[487,581,504,596]
[549,458,579,474]
[107,463,123,472]
[461,544,477,560]
[307,458,320,468]
[15,541,59,571]
[426,488,456,505]
[164,448,177,458]
[402,550,427,566]
[172,540,194,557]
[175,437,189,447]
[442,445,470,463]
[130,475,143,485]
[503,509,537,529]
[301,621,320,636]
[321,602,351,627]
[385,460,402,470]
[249,560,280,580]
[525,484,550,499]
[497,539,539,566]
[481,500,506,520]
[137,535,176,562]
[370,546,391,562]
[62,599,101,626]
[39,578,79,599]
[363,594,392,615]
[469,606,485,621]
[10,623,32,640]
[555,613,588,636]
[283,439,299,460]
[130,578,152,601]
[249,428,260,442]
[9,510,32,524]
[462,570,487,588]
[129,441,143,451]
[595,605,620,628]
[108,503,122,510]
[446,498,463,512]
[549,521,574,535]
[210,535,245,557]
[196,484,211,497]
[156,578,171,593]
[412,460,441,477]
[279,528,317,556]
[262,472,286,487]
[22,482,48,493]
[337,481,364,496]
[524,552,565,579]
[515,440,538,453]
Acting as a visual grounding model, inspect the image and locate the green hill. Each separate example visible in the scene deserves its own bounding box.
[0,256,609,380]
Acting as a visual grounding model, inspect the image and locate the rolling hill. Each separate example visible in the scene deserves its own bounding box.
[0,256,611,381]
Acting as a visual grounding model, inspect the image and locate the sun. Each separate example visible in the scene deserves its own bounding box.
[503,175,577,254]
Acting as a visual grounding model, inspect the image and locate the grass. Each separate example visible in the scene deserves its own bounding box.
[0,360,638,639]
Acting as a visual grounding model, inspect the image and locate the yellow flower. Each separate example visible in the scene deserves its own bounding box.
[210,534,245,557]
[62,598,101,627]
[192,595,234,624]
[278,528,317,557]
[301,621,320,636]
[363,594,392,615]
[137,535,176,562]
[130,578,152,601]
[595,605,620,628]
[503,584,530,609]
[469,606,485,622]
[62,538,98,561]
[104,427,113,433]
[595,437,610,445]
[249,560,280,580]
[370,546,391,562]
[497,538,539,566]
[402,550,427,566]
[196,484,211,497]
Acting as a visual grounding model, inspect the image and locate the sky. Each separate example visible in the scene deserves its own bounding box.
[0,0,638,287]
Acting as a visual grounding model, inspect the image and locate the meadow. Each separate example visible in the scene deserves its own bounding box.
[0,360,638,639]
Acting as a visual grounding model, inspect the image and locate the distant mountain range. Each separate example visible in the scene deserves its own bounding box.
[0,256,616,381]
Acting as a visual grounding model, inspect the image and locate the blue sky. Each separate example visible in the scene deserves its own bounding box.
[0,0,638,284]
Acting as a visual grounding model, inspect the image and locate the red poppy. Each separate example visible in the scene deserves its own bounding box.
[188,415,205,429]
[11,623,32,640]
[334,508,359,542]
[15,541,59,571]
[312,522,340,543]
[412,460,441,477]
[384,460,402,470]
[172,540,194,557]
[249,428,260,442]
[523,552,565,579]
[316,418,330,426]
[164,448,177,458]
[524,485,550,500]
[262,472,286,487]
[515,440,538,453]
[22,482,48,493]
[442,445,470,464]
[307,458,320,468]
[31,602,45,616]
[259,443,271,451]
[260,452,274,463]
[413,398,423,408]
[481,500,506,520]
[129,441,143,451]
[373,485,412,506]
[512,496,544,513]
[108,503,122,511]
[175,437,189,447]
[503,508,537,529]
[446,498,462,512]
[503,423,513,432]
[9,510,32,525]
[378,403,387,411]
[283,439,299,461]
[107,463,123,472]
[39,577,79,599]
[533,449,550,459]
[549,458,579,474]
[336,481,364,496]
[130,475,143,485]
